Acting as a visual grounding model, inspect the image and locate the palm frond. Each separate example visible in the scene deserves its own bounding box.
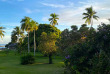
[83,16,88,19]
[49,13,59,26]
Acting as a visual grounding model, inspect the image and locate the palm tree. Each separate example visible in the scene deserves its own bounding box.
[49,13,59,26]
[83,6,99,29]
[12,26,24,43]
[21,16,32,53]
[0,27,5,38]
[30,20,38,56]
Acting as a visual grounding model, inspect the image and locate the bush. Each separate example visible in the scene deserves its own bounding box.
[21,54,35,65]
[64,43,90,74]
[63,24,110,74]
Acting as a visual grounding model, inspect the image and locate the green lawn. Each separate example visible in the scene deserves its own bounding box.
[0,51,64,74]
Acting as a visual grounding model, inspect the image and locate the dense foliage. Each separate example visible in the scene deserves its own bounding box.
[62,23,110,74]
[58,24,89,56]
[29,24,61,52]
[21,54,35,65]
[38,32,58,64]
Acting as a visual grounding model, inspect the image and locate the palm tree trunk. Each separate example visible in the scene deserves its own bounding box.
[18,35,20,43]
[90,16,93,29]
[34,30,36,56]
[28,32,30,53]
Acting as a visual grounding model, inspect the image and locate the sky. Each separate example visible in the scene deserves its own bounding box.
[0,0,110,44]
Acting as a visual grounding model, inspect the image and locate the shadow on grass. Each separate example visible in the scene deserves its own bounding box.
[25,62,64,66]
[31,62,49,65]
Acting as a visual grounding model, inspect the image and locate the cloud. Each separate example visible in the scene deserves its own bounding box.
[0,23,20,44]
[24,8,39,14]
[42,17,49,22]
[0,35,11,44]
[78,0,110,24]
[41,2,74,8]
[42,0,110,28]
[1,23,20,27]
[25,8,32,13]
[41,3,66,8]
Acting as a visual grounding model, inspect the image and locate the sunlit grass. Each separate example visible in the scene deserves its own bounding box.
[0,50,64,74]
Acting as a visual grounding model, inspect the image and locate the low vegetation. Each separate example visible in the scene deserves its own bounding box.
[21,54,35,65]
[0,50,64,74]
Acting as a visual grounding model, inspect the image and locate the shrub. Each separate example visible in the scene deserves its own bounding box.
[64,43,90,74]
[21,54,35,65]
[63,24,110,74]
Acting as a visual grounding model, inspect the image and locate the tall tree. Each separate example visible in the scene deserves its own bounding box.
[83,6,99,28]
[79,24,89,40]
[11,26,24,43]
[0,27,5,38]
[28,24,61,53]
[58,25,82,56]
[49,13,59,26]
[21,16,32,53]
[30,20,38,56]
[38,32,57,64]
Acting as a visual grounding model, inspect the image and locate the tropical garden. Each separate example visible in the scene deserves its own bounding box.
[0,6,110,74]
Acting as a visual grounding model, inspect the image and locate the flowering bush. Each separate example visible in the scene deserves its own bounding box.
[64,55,70,66]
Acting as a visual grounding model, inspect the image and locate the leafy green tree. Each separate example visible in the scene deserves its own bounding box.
[30,20,38,56]
[49,13,59,26]
[29,24,61,52]
[64,43,90,74]
[0,27,5,38]
[11,33,17,43]
[21,16,33,53]
[36,24,61,37]
[58,25,81,56]
[79,24,89,41]
[38,32,57,64]
[83,6,99,28]
[90,51,110,74]
[19,37,28,53]
[17,37,24,53]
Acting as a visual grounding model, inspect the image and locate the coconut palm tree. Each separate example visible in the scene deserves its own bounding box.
[12,26,24,43]
[83,6,99,29]
[21,16,32,53]
[0,27,5,38]
[49,13,59,26]
[30,20,38,56]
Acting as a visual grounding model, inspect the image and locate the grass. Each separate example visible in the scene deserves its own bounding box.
[0,50,64,74]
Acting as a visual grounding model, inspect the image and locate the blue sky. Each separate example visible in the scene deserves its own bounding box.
[0,0,110,44]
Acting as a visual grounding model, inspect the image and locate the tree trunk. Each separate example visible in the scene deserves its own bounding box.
[90,16,93,29]
[17,35,19,43]
[28,32,30,53]
[49,53,52,64]
[34,30,36,56]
